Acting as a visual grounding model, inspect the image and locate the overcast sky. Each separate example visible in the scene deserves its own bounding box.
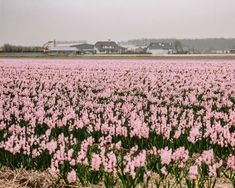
[0,0,235,46]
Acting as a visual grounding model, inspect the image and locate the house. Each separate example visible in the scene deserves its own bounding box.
[95,41,125,54]
[47,46,78,55]
[70,43,96,54]
[147,42,174,54]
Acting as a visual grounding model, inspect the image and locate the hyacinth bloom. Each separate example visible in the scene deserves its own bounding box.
[227,155,235,170]
[160,166,167,175]
[0,58,234,187]
[67,169,77,183]
[189,165,198,180]
[160,147,172,165]
[91,153,102,171]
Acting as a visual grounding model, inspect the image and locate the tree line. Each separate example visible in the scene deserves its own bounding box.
[1,44,43,53]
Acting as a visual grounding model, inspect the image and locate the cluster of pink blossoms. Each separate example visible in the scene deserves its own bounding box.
[0,59,234,187]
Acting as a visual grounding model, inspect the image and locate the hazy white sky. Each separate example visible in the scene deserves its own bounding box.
[0,0,235,46]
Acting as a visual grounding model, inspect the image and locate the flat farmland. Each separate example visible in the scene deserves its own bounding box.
[0,58,234,188]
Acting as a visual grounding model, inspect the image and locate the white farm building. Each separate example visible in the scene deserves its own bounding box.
[147,42,174,54]
[47,46,78,55]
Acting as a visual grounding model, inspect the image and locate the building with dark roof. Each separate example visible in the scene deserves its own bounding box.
[95,41,126,54]
[147,42,175,54]
[71,43,96,54]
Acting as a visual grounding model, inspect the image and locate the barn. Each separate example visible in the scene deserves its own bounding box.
[47,46,78,55]
[147,42,174,55]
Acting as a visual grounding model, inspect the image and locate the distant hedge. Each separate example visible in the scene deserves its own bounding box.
[1,44,43,53]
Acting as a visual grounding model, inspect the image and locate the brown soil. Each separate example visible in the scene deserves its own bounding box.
[0,167,233,188]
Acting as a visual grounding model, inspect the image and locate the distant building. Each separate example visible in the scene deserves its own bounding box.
[43,40,56,51]
[95,41,125,54]
[230,49,235,54]
[119,44,148,54]
[147,42,174,54]
[208,49,231,54]
[119,44,136,53]
[71,43,96,54]
[133,47,147,54]
[47,46,78,55]
[210,50,224,54]
[43,40,86,52]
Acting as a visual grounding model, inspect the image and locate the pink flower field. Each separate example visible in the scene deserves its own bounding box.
[0,58,234,188]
